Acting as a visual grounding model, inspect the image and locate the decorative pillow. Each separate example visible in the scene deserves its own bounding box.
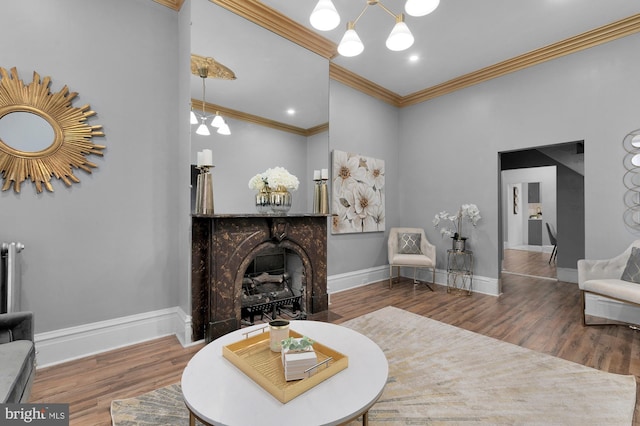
[621,247,640,284]
[398,232,422,254]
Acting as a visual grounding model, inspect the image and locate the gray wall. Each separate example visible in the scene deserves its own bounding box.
[3,1,639,338]
[191,120,312,214]
[398,32,640,278]
[0,0,182,333]
[328,81,400,275]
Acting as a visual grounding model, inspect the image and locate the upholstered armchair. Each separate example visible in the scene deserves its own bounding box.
[388,227,436,290]
[0,311,36,402]
[578,240,640,326]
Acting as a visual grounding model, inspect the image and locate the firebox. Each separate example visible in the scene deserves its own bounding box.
[191,214,328,342]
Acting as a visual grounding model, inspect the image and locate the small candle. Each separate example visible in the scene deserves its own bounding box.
[202,149,213,166]
[321,168,328,179]
[269,320,290,352]
[196,151,204,167]
[313,170,320,180]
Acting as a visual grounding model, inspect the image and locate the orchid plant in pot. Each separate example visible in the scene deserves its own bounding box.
[433,204,482,251]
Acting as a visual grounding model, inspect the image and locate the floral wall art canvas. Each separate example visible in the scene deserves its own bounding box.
[332,149,385,234]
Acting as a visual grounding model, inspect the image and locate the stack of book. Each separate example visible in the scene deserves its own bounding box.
[281,349,318,381]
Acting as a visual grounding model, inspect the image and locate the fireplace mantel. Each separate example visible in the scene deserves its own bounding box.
[191,214,328,341]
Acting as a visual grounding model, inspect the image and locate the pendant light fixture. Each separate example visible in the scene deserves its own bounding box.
[195,69,211,136]
[310,0,439,57]
[189,54,236,136]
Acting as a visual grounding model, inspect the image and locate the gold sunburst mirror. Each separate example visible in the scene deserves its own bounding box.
[0,67,105,193]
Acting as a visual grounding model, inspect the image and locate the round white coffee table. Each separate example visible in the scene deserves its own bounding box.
[181,320,388,426]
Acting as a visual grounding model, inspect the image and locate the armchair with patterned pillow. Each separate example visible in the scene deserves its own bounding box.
[388,227,436,290]
[578,240,640,326]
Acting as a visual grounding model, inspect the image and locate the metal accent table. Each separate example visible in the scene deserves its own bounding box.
[447,249,473,295]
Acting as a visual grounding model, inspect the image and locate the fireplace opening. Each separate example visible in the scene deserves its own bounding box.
[240,247,307,326]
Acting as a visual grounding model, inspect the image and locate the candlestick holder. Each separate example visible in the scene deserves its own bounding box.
[319,178,329,214]
[313,178,322,213]
[195,165,214,215]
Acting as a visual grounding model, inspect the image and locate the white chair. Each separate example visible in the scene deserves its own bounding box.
[388,227,436,290]
[578,240,640,326]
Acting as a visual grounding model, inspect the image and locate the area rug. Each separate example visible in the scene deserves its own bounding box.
[111,306,636,425]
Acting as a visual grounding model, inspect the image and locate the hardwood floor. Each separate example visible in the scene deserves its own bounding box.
[502,248,556,279]
[31,272,640,425]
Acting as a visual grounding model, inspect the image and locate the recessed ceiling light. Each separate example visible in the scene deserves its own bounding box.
[287,108,296,115]
[409,54,420,62]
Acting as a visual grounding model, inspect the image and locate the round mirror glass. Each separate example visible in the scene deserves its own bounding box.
[0,111,55,152]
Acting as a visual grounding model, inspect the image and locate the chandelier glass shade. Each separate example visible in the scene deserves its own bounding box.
[310,0,340,31]
[405,0,440,17]
[386,15,414,51]
[310,0,438,57]
[337,22,364,57]
[196,118,210,136]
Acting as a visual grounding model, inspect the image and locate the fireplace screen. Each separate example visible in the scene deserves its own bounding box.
[241,248,305,325]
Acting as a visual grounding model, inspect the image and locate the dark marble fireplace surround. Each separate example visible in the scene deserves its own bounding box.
[191,214,328,342]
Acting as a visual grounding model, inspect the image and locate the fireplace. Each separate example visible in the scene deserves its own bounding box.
[191,214,328,342]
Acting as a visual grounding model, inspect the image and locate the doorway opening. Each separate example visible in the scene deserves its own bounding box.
[498,141,584,282]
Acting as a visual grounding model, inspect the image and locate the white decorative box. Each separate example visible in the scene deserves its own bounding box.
[281,348,318,381]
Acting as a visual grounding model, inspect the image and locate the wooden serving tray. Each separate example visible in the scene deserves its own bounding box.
[222,328,348,403]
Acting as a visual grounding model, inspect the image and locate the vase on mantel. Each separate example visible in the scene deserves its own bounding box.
[255,187,271,213]
[270,185,292,213]
[452,235,467,252]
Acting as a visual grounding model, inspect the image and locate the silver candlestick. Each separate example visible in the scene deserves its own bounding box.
[195,165,215,215]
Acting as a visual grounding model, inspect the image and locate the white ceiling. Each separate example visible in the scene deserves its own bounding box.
[191,0,640,130]
[262,0,640,95]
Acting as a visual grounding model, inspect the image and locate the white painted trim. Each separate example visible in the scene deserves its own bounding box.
[557,267,578,283]
[34,306,192,368]
[327,265,389,294]
[328,265,500,297]
[584,293,640,326]
[34,264,502,367]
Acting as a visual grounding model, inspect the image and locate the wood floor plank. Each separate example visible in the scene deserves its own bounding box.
[30,250,639,425]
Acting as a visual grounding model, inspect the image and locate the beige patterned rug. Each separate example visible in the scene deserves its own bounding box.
[111,306,636,425]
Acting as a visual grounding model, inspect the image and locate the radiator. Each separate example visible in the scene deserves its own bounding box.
[1,242,25,313]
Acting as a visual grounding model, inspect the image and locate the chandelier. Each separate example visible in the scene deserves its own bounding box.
[190,54,236,136]
[310,0,439,57]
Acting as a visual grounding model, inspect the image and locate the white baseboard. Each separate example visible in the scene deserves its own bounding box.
[35,265,501,367]
[328,265,500,297]
[557,267,578,283]
[34,306,192,368]
[585,293,640,326]
[327,265,389,294]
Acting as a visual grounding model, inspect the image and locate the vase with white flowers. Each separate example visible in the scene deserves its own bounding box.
[248,167,300,214]
[433,204,482,251]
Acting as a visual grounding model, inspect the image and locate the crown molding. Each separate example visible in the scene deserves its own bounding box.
[210,0,337,59]
[400,13,640,107]
[152,0,184,11]
[330,63,402,107]
[192,99,328,137]
[167,2,640,108]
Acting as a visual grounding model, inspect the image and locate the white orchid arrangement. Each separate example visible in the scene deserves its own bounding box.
[433,204,481,239]
[248,166,300,191]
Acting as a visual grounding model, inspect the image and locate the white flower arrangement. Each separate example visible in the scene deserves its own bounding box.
[433,203,481,239]
[248,166,299,191]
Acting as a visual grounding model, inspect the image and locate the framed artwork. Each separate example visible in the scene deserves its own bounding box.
[331,149,385,234]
